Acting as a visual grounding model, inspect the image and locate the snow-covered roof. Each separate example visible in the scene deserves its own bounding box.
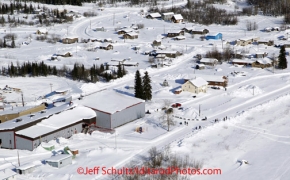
[162,12,174,16]
[168,30,183,34]
[189,77,208,87]
[126,32,138,36]
[184,74,226,83]
[200,58,218,63]
[155,50,178,54]
[148,13,161,18]
[118,28,133,33]
[107,61,121,66]
[54,87,70,93]
[0,103,77,131]
[173,14,183,20]
[239,36,258,41]
[232,59,254,63]
[255,57,272,64]
[0,169,16,179]
[0,106,34,116]
[100,43,113,47]
[37,28,47,33]
[175,36,186,39]
[16,163,39,170]
[16,106,96,139]
[123,61,138,65]
[46,154,72,162]
[78,90,144,114]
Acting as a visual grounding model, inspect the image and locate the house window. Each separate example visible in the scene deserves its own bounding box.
[0,139,2,144]
[60,162,62,164]
[9,140,11,144]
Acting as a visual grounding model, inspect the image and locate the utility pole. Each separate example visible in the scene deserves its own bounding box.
[67,26,68,36]
[21,93,24,107]
[199,104,201,116]
[164,25,165,34]
[253,87,254,96]
[115,131,117,151]
[90,19,91,29]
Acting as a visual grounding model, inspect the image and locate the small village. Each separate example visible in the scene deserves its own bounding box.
[0,0,290,179]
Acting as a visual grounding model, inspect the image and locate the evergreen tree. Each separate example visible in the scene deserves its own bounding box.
[11,36,15,48]
[3,38,6,48]
[278,45,287,69]
[134,70,143,99]
[53,66,57,75]
[142,71,152,101]
[122,65,126,76]
[117,62,123,78]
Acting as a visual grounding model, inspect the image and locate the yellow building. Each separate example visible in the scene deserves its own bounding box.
[182,77,208,94]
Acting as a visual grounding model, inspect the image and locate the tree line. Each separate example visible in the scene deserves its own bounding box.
[134,70,152,101]
[2,61,127,83]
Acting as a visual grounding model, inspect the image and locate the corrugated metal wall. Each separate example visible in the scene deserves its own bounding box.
[111,102,145,128]
[95,111,111,129]
[0,131,14,149]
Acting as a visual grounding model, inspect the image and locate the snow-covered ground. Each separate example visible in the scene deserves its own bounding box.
[1,0,290,179]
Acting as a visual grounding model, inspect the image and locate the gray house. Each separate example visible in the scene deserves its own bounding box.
[46,154,72,168]
[79,90,145,129]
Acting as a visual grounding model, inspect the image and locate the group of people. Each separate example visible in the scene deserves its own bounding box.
[214,116,228,123]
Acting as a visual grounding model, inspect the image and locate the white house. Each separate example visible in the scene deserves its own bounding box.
[16,163,39,175]
[199,58,218,66]
[45,154,72,168]
[182,77,208,94]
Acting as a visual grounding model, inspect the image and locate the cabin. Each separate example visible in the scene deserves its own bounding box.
[57,52,72,57]
[171,14,183,23]
[231,59,253,66]
[146,12,161,19]
[99,43,113,50]
[123,32,138,39]
[117,28,133,35]
[167,30,184,37]
[162,12,174,21]
[155,50,182,58]
[182,77,208,94]
[237,37,259,46]
[104,38,113,43]
[94,27,105,31]
[195,64,205,70]
[184,74,228,87]
[255,52,268,58]
[174,88,182,94]
[123,61,139,67]
[62,37,78,44]
[46,154,72,168]
[205,33,222,40]
[252,58,273,68]
[16,163,39,175]
[36,29,48,35]
[153,40,161,46]
[191,29,209,35]
[199,58,218,66]
[174,36,186,40]
[257,40,274,46]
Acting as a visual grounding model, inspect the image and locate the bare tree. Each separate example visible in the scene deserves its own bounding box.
[160,100,175,131]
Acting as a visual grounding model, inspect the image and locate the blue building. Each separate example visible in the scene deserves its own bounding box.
[205,33,222,40]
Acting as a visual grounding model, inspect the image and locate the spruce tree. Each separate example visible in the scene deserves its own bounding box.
[11,36,15,48]
[278,45,287,69]
[142,71,152,101]
[134,70,143,99]
[117,62,123,78]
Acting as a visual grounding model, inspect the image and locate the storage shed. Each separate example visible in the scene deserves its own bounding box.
[205,33,222,40]
[79,90,145,129]
[16,163,39,175]
[45,154,72,168]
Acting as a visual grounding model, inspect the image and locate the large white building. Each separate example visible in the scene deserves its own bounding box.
[79,90,145,129]
[0,104,96,151]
